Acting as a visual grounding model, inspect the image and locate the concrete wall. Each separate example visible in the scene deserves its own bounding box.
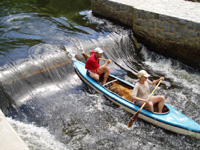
[91,0,200,69]
[0,110,29,150]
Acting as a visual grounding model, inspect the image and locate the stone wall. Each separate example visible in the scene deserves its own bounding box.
[91,0,200,69]
[186,0,200,2]
[91,0,133,26]
[132,9,200,68]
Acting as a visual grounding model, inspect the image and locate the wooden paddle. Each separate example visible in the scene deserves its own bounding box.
[127,80,162,127]
[82,53,109,61]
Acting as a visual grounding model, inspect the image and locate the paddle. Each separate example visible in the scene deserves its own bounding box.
[127,80,162,127]
[82,53,109,61]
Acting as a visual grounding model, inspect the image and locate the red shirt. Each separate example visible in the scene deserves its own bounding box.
[85,51,100,70]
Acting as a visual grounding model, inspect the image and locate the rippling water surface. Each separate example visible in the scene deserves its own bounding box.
[0,0,200,150]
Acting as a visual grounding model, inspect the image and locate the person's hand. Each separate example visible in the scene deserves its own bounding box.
[160,77,164,81]
[145,99,150,103]
[107,59,112,64]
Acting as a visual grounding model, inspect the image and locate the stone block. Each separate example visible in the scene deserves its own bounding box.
[188,30,196,37]
[111,1,116,7]
[134,26,143,33]
[136,27,147,37]
[179,19,187,25]
[145,12,149,20]
[196,23,200,32]
[149,19,155,28]
[164,16,171,22]
[181,26,188,39]
[163,22,169,32]
[165,33,174,40]
[154,13,159,19]
[160,15,165,21]
[117,4,121,11]
[137,9,142,18]
[197,38,200,43]
[175,32,181,40]
[143,21,149,32]
[169,22,175,33]
[156,20,163,29]
[188,37,196,42]
[134,9,138,18]
[149,29,156,38]
[135,19,143,26]
[126,9,130,16]
[156,29,164,39]
[128,6,132,13]
[188,21,195,30]
[149,12,154,19]
[141,10,145,19]
[171,16,179,22]
[175,25,181,32]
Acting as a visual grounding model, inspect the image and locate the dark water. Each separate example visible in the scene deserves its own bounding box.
[0,0,200,150]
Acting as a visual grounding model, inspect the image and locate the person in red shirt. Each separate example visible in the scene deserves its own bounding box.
[85,47,112,85]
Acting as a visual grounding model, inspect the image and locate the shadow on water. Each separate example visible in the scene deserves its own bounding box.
[0,0,200,150]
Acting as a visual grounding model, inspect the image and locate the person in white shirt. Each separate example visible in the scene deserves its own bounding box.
[132,70,165,113]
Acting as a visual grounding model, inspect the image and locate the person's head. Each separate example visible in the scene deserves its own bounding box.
[136,70,150,81]
[94,47,103,58]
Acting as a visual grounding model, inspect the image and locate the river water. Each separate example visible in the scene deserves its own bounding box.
[0,0,200,150]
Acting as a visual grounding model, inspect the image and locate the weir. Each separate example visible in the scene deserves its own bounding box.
[91,0,200,69]
[1,0,200,149]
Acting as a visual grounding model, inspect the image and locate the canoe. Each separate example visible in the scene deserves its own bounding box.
[73,60,200,139]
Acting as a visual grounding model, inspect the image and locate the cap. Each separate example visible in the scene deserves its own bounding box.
[136,70,150,78]
[94,47,103,53]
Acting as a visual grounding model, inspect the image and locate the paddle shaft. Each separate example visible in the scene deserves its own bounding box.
[82,53,109,61]
[127,80,162,127]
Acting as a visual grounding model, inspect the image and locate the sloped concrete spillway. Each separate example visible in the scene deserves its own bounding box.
[0,110,29,150]
[91,0,200,70]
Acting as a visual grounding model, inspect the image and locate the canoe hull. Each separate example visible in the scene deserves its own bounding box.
[73,60,200,139]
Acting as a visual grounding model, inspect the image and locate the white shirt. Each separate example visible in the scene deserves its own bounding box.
[132,80,152,99]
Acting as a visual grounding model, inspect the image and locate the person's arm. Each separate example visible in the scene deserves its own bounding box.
[132,96,149,103]
[101,59,111,67]
[151,77,164,85]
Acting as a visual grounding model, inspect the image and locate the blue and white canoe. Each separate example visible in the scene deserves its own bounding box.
[73,60,200,139]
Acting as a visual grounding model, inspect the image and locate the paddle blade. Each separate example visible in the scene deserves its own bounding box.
[127,111,140,128]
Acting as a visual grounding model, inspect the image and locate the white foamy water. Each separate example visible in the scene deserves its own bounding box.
[7,118,70,150]
[141,47,200,94]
